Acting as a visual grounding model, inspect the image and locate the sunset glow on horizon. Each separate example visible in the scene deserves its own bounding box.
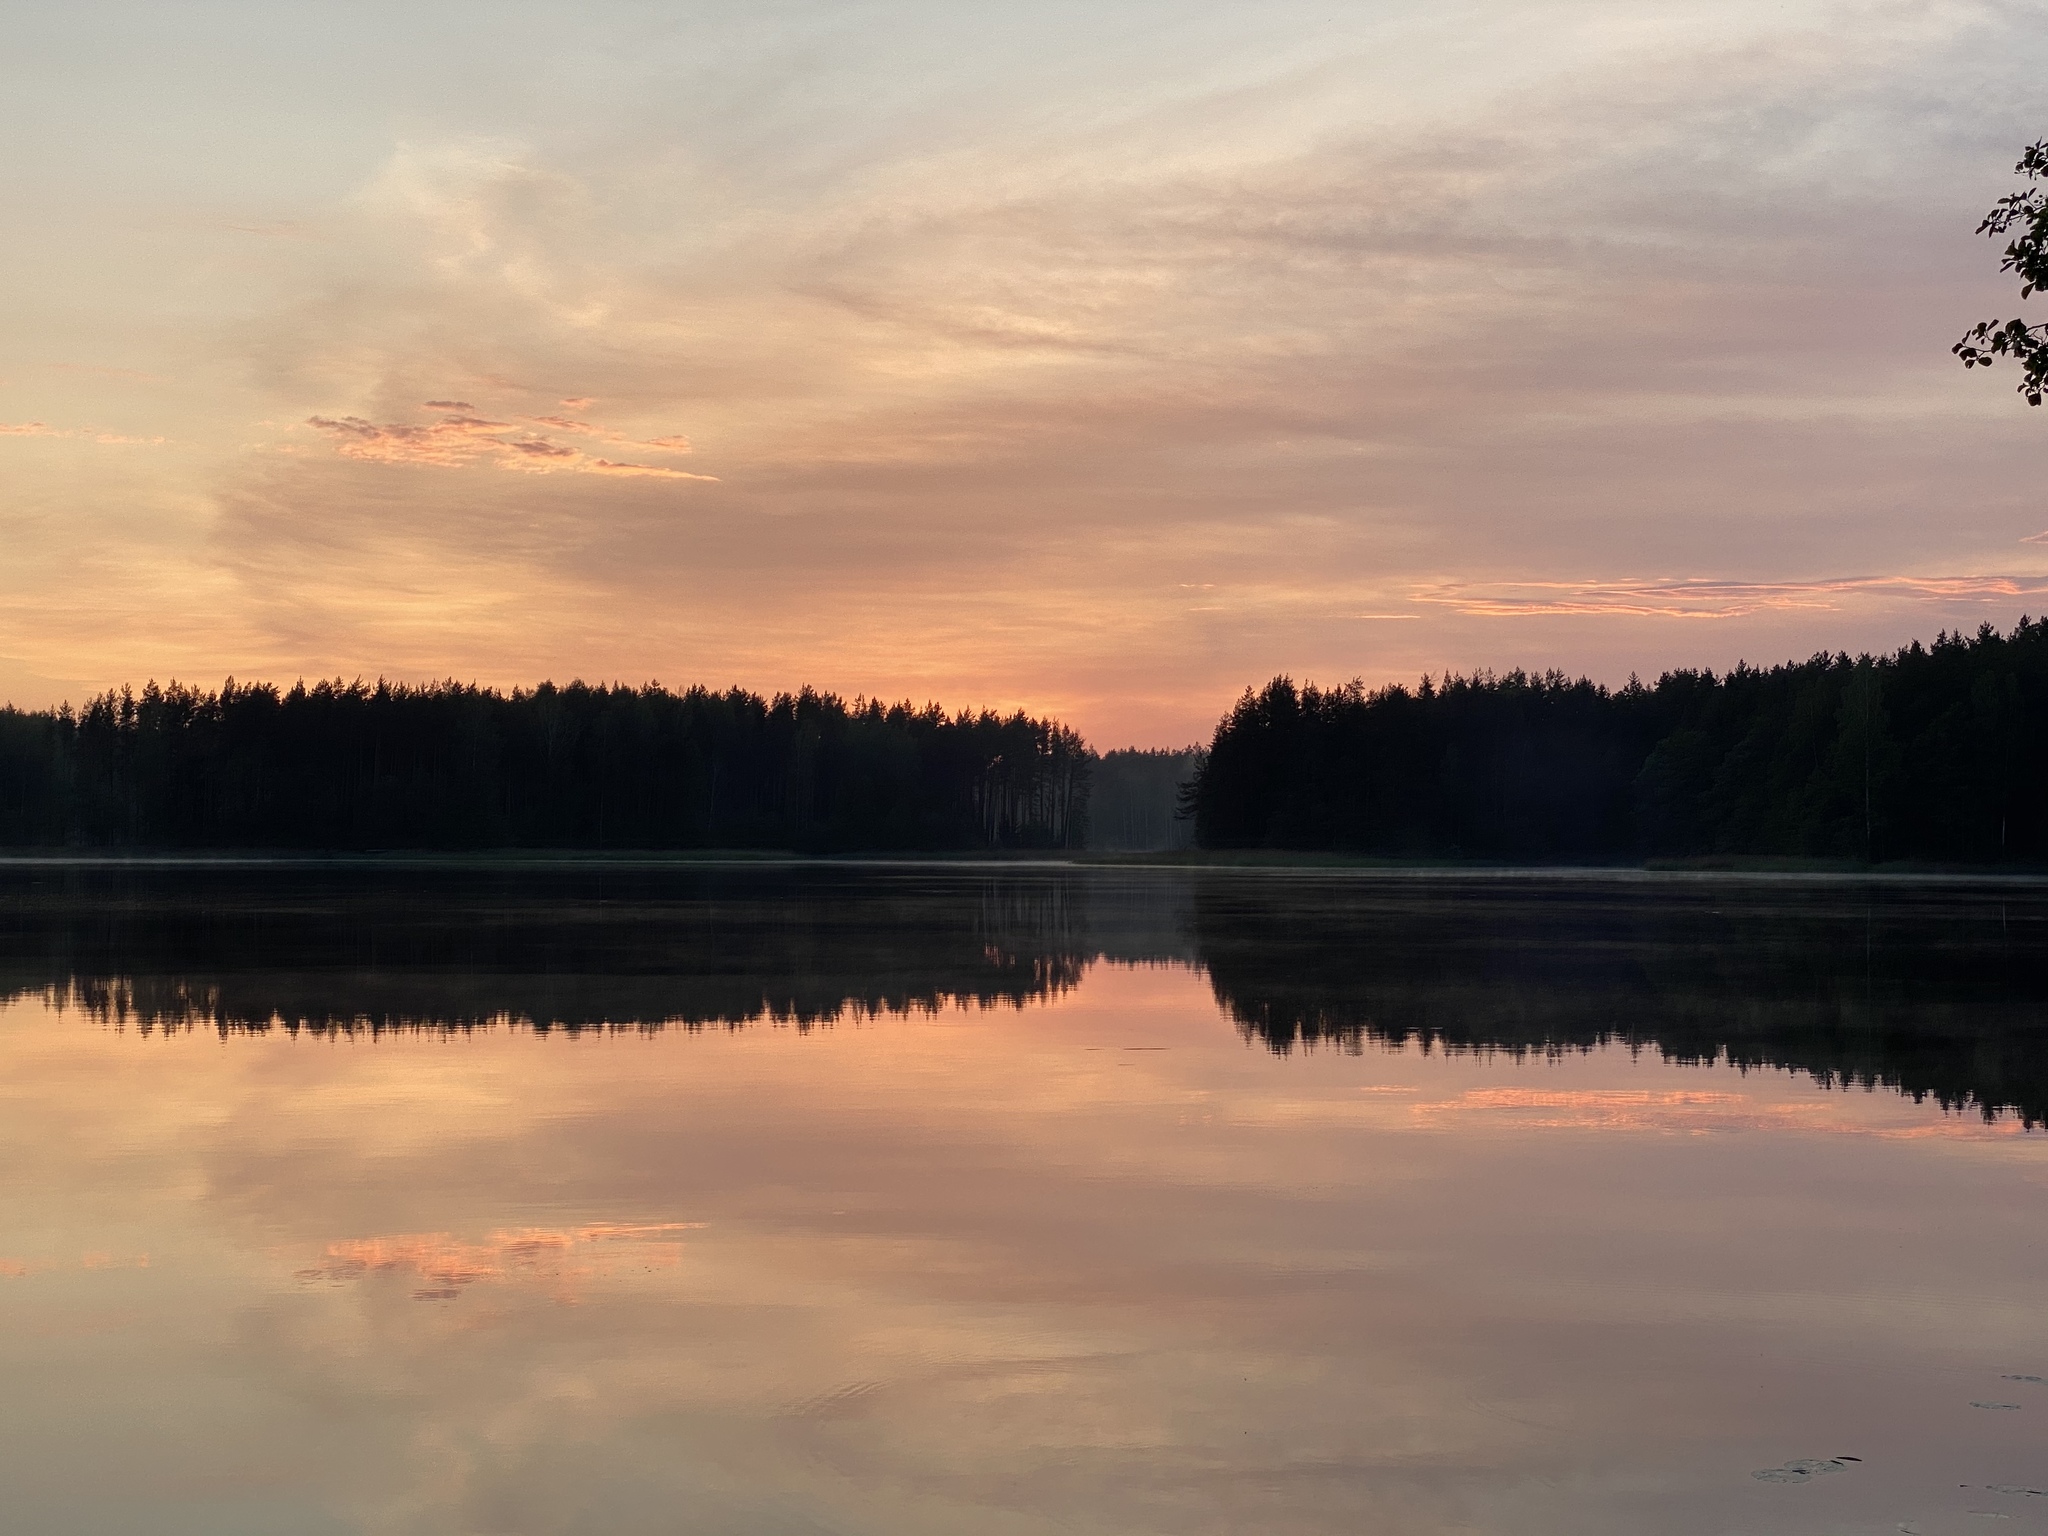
[3,1,2044,746]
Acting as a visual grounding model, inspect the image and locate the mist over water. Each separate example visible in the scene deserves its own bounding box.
[1,864,2044,1535]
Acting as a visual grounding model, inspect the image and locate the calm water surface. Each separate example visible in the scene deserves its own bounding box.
[2,865,2045,1536]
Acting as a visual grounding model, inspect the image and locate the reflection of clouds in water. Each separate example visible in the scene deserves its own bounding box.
[4,955,2048,1535]
[778,1380,887,1421]
[295,1223,703,1302]
[0,1252,149,1278]
[1403,1087,2032,1142]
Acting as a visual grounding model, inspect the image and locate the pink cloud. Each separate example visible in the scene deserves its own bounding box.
[522,418,694,454]
[584,458,716,480]
[305,407,717,481]
[1,420,165,444]
[305,412,514,468]
[1412,574,2048,620]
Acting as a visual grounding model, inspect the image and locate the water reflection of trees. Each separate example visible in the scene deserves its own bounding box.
[0,866,1133,1038]
[1193,878,2048,1126]
[2,866,2043,1126]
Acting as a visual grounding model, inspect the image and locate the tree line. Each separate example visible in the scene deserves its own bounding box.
[0,679,1090,851]
[1190,619,2048,864]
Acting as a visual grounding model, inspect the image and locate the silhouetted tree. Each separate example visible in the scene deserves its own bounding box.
[1190,620,2048,864]
[1955,138,2048,406]
[0,681,1092,853]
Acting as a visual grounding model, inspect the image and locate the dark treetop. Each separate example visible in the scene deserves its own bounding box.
[0,680,1090,852]
[1189,620,2048,865]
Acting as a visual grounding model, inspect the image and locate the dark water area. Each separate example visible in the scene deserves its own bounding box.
[6,864,2045,1125]
[1,864,2045,1534]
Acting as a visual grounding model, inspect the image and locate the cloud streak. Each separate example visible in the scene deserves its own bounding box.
[304,405,715,481]
[1413,574,2048,620]
[1,421,166,444]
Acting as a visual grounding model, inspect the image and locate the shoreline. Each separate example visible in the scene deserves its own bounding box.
[1,848,2047,884]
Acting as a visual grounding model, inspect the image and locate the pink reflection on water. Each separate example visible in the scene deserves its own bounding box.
[294,1223,704,1301]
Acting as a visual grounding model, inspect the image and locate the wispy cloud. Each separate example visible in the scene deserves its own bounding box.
[1412,575,2048,620]
[0,421,166,444]
[520,415,693,453]
[304,405,714,481]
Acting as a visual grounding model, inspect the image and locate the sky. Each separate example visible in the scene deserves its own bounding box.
[1,0,2043,747]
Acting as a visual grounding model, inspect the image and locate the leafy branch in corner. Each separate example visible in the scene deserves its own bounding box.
[1954,139,2048,406]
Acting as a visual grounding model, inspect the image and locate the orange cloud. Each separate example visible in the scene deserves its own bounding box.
[524,416,695,454]
[1413,575,2048,620]
[583,458,703,478]
[305,407,716,481]
[0,420,166,444]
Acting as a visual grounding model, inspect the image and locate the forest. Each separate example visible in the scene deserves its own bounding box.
[3,617,2044,860]
[0,680,1091,851]
[1190,619,2048,864]
[1088,747,1202,851]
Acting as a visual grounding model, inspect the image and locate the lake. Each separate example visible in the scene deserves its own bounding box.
[1,863,2044,1536]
